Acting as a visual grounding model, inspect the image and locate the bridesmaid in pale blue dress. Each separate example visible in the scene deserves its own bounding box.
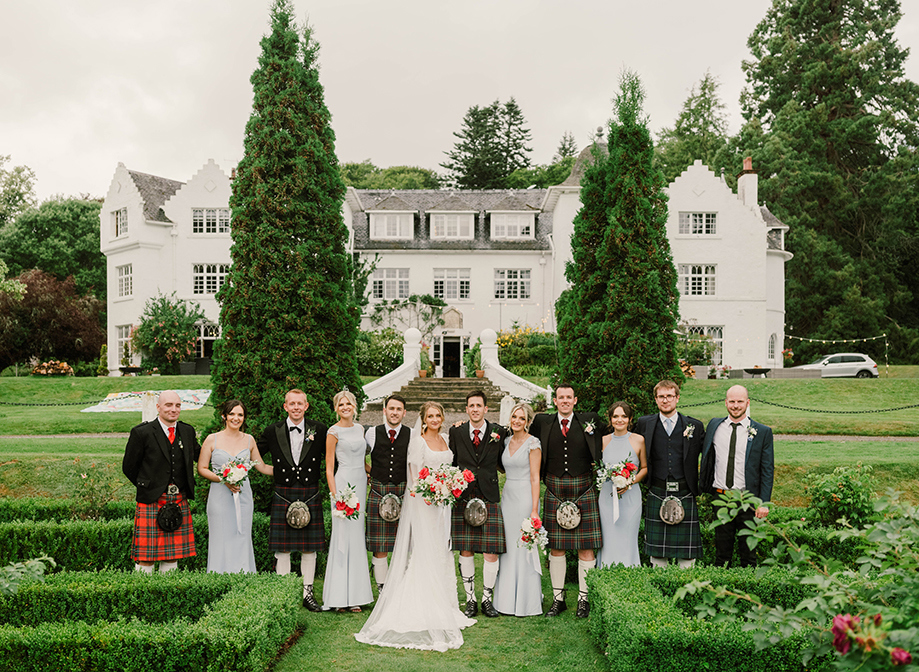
[197,399,273,573]
[597,401,647,568]
[322,390,373,612]
[493,402,544,616]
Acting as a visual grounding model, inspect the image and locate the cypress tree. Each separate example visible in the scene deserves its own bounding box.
[210,0,363,433]
[556,72,682,416]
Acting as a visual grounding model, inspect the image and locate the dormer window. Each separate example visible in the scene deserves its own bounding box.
[490,213,534,240]
[369,212,413,240]
[430,213,474,240]
[678,212,717,235]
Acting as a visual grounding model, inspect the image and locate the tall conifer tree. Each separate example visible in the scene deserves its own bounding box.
[210,0,362,431]
[556,72,682,415]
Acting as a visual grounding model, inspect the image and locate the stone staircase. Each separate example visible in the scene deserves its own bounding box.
[364,376,508,412]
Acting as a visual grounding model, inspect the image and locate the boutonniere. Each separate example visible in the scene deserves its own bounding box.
[584,421,596,435]
[490,430,501,443]
[683,425,695,439]
[747,426,757,439]
[305,430,316,443]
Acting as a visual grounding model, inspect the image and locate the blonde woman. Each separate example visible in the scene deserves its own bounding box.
[322,390,373,612]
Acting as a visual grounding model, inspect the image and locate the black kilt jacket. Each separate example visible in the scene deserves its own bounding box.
[258,419,327,491]
[122,420,200,504]
[449,420,507,502]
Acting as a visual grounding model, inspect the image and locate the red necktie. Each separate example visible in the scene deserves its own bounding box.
[561,418,569,437]
[168,426,175,444]
[389,429,396,444]
[473,429,481,446]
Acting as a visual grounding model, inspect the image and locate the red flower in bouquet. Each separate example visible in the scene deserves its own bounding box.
[419,467,429,479]
[463,469,475,483]
[452,488,463,498]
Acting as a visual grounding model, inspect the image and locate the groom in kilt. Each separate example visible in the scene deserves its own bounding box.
[529,384,606,618]
[450,390,508,618]
[363,393,413,593]
[636,380,705,568]
[122,390,200,573]
[258,389,327,611]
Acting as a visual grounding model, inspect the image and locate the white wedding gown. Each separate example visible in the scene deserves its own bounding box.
[355,434,476,651]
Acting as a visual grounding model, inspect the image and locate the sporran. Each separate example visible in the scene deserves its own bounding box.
[379,493,402,522]
[556,500,581,530]
[659,496,685,525]
[463,497,487,527]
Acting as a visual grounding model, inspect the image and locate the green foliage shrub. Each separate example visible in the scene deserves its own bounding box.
[804,463,877,528]
[355,328,404,376]
[131,292,205,375]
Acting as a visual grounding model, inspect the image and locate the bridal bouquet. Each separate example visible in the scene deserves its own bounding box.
[412,465,474,507]
[332,483,361,520]
[596,454,639,497]
[218,458,259,486]
[518,515,548,551]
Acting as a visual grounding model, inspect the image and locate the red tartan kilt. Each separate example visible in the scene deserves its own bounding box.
[543,473,603,550]
[131,492,196,562]
[451,498,506,554]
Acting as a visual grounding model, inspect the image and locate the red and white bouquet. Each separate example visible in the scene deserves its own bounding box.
[411,465,474,506]
[218,457,259,486]
[596,454,639,498]
[518,515,548,551]
[332,483,361,520]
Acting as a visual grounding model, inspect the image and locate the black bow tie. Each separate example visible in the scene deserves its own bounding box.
[289,426,302,433]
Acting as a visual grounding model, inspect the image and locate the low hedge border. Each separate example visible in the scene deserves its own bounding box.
[0,571,301,672]
[586,565,833,672]
[0,513,329,575]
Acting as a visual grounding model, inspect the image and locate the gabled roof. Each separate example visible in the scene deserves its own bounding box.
[128,170,184,222]
[428,193,475,211]
[488,194,540,211]
[760,205,787,230]
[367,194,414,211]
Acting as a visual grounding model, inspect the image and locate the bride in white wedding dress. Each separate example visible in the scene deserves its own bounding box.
[355,401,476,652]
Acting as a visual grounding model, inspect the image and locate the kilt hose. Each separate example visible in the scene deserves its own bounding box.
[269,484,326,553]
[543,472,602,551]
[366,479,406,553]
[131,491,195,562]
[451,495,506,554]
[644,482,702,559]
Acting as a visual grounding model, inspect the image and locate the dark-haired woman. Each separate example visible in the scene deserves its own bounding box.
[197,399,273,573]
[596,401,647,568]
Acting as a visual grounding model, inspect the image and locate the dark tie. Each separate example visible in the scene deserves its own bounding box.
[289,426,301,433]
[168,426,175,444]
[561,418,569,437]
[473,429,481,446]
[726,422,740,489]
[389,429,396,444]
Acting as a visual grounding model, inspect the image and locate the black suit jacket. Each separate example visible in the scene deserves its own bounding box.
[635,412,705,497]
[700,418,774,502]
[257,419,327,490]
[122,420,200,504]
[450,421,507,502]
[529,412,605,479]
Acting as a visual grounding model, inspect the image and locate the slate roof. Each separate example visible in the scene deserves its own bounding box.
[128,170,185,222]
[351,189,551,252]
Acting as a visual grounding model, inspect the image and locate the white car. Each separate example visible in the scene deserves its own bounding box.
[796,353,879,378]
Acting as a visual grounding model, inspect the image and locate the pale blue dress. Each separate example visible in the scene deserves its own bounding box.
[493,434,544,616]
[597,432,642,568]
[322,423,373,609]
[207,444,257,573]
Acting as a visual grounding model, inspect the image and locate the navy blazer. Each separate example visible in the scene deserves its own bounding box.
[635,412,705,497]
[699,418,774,502]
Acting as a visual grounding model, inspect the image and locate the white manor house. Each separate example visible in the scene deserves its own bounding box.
[100,152,791,377]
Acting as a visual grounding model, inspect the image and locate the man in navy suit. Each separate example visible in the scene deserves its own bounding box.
[700,384,774,567]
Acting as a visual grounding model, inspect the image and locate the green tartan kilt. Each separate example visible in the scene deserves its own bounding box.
[543,473,603,551]
[365,479,405,553]
[451,497,506,554]
[268,485,326,553]
[643,483,702,559]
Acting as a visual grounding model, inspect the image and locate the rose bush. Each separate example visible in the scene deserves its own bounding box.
[131,293,205,375]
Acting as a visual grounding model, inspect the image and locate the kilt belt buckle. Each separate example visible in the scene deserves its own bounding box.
[666,480,680,493]
[167,484,180,496]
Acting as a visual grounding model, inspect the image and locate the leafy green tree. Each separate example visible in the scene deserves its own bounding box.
[654,71,729,183]
[0,197,105,300]
[506,156,576,188]
[0,260,25,300]
[340,161,440,189]
[210,0,363,432]
[554,131,578,162]
[340,160,378,188]
[731,0,919,361]
[131,293,205,374]
[0,269,105,371]
[556,72,683,415]
[0,155,36,228]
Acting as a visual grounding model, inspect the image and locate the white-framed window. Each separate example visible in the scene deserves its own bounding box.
[192,208,230,234]
[687,324,724,365]
[113,208,128,238]
[430,213,474,240]
[494,269,531,300]
[433,268,471,300]
[372,268,409,300]
[116,264,132,298]
[678,264,716,296]
[369,213,413,240]
[678,212,717,235]
[768,333,777,361]
[197,322,221,358]
[490,213,534,240]
[117,324,133,362]
[193,263,230,295]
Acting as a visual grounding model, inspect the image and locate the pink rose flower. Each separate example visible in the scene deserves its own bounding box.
[831,614,859,654]
[891,648,912,666]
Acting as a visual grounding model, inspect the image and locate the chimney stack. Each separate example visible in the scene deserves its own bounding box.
[737,156,758,210]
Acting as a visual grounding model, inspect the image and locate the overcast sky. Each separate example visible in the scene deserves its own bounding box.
[3,0,919,202]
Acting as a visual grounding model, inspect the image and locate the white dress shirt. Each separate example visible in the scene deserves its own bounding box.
[712,417,750,491]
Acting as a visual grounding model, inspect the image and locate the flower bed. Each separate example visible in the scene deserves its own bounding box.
[587,565,833,672]
[0,571,301,671]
